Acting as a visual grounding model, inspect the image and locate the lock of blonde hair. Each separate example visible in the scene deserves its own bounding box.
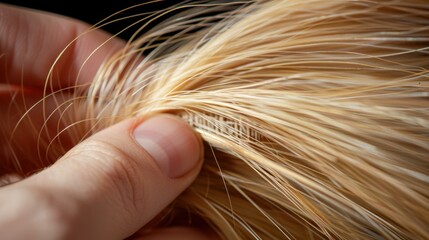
[6,0,429,239]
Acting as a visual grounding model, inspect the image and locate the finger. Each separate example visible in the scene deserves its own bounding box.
[0,174,22,187]
[0,114,203,239]
[0,3,125,89]
[0,90,73,175]
[134,227,218,240]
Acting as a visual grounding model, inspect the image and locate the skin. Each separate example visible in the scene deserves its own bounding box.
[0,4,215,240]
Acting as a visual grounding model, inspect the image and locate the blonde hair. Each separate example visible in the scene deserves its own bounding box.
[6,0,429,239]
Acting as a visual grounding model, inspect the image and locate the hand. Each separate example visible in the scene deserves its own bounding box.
[0,4,210,239]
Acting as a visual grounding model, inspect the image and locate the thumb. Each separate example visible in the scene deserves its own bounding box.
[1,114,203,239]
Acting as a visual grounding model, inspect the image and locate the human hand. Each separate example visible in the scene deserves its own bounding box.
[0,4,210,239]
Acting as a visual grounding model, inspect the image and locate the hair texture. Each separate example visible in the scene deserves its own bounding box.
[4,0,429,239]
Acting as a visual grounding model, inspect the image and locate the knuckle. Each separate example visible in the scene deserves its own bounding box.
[13,188,74,238]
[69,139,145,216]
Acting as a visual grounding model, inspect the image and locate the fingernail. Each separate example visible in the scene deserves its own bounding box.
[133,114,202,178]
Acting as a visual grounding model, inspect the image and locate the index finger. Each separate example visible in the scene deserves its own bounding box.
[0,4,125,90]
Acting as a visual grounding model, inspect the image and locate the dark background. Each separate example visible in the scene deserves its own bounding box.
[1,1,189,40]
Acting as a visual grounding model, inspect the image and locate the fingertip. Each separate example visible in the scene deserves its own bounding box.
[133,114,204,179]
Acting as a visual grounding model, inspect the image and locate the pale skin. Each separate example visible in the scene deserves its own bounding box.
[0,4,215,240]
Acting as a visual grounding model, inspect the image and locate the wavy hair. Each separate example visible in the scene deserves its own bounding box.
[7,0,429,239]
